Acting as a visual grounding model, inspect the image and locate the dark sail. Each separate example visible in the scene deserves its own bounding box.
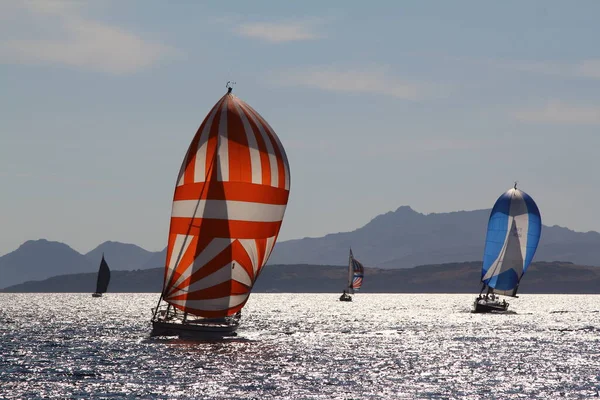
[95,255,111,294]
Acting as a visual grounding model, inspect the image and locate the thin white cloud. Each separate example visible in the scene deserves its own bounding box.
[0,2,179,74]
[285,136,489,158]
[515,101,600,125]
[575,60,600,79]
[236,21,321,43]
[495,59,600,80]
[271,66,448,100]
[364,138,492,158]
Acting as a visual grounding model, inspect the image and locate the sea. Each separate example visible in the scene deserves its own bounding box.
[1,293,599,399]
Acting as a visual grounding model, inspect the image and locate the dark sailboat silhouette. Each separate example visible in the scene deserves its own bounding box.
[92,255,111,297]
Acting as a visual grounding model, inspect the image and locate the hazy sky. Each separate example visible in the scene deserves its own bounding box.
[1,1,600,256]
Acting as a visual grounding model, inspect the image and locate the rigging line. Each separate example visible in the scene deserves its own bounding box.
[152,102,225,320]
[347,249,351,291]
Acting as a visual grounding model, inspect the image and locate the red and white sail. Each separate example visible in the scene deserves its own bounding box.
[162,90,290,317]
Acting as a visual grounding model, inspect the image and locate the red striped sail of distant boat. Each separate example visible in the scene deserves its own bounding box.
[350,249,364,291]
[351,253,364,290]
[151,84,290,336]
[340,248,364,301]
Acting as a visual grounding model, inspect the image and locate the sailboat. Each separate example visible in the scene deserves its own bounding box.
[339,249,364,302]
[151,83,291,338]
[92,254,111,297]
[473,183,541,313]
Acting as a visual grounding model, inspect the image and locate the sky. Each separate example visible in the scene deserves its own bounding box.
[1,1,600,256]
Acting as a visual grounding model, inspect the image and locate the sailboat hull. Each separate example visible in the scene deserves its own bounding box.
[472,298,509,313]
[339,293,352,302]
[151,319,239,338]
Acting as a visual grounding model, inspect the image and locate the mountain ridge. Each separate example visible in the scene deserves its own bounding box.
[3,261,600,294]
[0,239,162,289]
[85,241,155,271]
[0,239,96,289]
[267,206,600,268]
[3,206,600,289]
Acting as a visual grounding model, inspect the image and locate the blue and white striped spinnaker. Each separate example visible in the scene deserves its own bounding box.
[481,185,541,297]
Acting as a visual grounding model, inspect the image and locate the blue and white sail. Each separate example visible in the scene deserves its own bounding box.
[481,185,541,297]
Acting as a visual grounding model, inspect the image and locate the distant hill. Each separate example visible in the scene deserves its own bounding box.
[1,268,164,294]
[3,205,600,289]
[0,240,96,289]
[141,247,167,270]
[268,206,600,268]
[85,241,156,271]
[0,240,162,289]
[3,261,600,294]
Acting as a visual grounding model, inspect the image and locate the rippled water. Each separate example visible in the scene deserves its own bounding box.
[1,293,599,399]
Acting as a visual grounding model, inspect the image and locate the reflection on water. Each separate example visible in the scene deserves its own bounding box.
[1,293,599,399]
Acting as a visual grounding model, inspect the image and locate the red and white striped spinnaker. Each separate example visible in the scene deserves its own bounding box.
[348,248,364,292]
[161,88,290,318]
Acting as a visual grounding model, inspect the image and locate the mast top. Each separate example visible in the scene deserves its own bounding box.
[226,81,236,94]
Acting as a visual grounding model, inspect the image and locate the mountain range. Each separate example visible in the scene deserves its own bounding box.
[268,206,600,268]
[3,261,600,294]
[2,206,600,289]
[0,240,161,289]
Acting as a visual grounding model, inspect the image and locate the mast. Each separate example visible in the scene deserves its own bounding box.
[348,248,354,294]
[479,283,486,295]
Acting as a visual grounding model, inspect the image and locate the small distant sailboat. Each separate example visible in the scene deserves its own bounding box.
[473,183,541,313]
[92,255,111,297]
[151,83,291,338]
[339,248,364,302]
